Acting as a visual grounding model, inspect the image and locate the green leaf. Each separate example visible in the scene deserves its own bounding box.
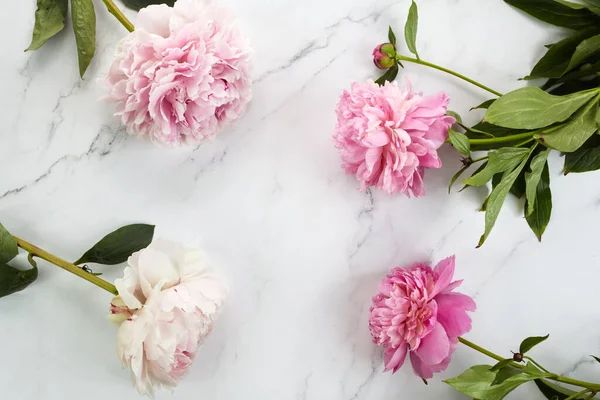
[492,366,523,385]
[74,224,155,265]
[485,86,599,129]
[459,162,488,192]
[520,334,550,354]
[563,34,600,75]
[462,147,531,186]
[565,135,600,173]
[504,0,600,30]
[388,26,397,46]
[471,99,496,110]
[525,148,551,215]
[526,163,552,241]
[446,110,462,124]
[478,149,533,247]
[0,263,38,298]
[71,0,96,78]
[404,0,419,59]
[0,223,18,264]
[26,0,68,51]
[534,379,583,400]
[592,355,600,363]
[120,0,175,11]
[528,28,600,79]
[375,65,399,85]
[449,164,470,193]
[536,99,599,152]
[490,359,514,372]
[448,128,470,157]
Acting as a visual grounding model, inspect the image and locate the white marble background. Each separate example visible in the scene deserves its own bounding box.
[1,0,600,399]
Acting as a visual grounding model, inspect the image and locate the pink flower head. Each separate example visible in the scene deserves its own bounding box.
[334,79,454,196]
[373,43,395,69]
[369,256,476,379]
[106,0,253,145]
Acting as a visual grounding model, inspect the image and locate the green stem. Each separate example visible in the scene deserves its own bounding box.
[524,355,551,374]
[396,55,503,97]
[468,131,536,145]
[564,389,590,400]
[470,155,489,163]
[13,236,118,296]
[101,0,135,32]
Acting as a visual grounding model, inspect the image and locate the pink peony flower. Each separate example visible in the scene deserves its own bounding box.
[333,79,454,196]
[106,0,252,145]
[110,239,228,395]
[369,256,475,379]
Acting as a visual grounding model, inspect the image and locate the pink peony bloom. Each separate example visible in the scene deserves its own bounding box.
[369,256,475,379]
[110,239,228,395]
[106,0,252,145]
[333,80,454,196]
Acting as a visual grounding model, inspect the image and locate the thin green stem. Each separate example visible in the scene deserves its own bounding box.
[396,55,503,97]
[585,391,598,400]
[101,0,135,32]
[524,356,550,374]
[468,131,536,145]
[564,389,590,400]
[13,236,118,296]
[470,155,489,163]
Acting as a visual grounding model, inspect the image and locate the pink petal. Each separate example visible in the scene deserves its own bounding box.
[413,322,450,365]
[410,336,458,379]
[431,255,455,298]
[384,343,408,373]
[436,293,476,338]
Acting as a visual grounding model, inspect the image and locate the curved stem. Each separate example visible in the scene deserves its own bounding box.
[524,355,551,374]
[13,236,118,296]
[468,131,536,145]
[101,0,135,32]
[396,55,503,97]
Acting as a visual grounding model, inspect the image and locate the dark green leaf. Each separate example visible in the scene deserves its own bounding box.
[463,147,531,186]
[520,334,550,354]
[120,0,175,11]
[485,86,599,129]
[0,223,18,264]
[459,162,487,192]
[27,253,37,268]
[525,148,551,215]
[449,164,470,193]
[388,26,397,46]
[0,263,38,298]
[448,128,470,157]
[526,163,552,241]
[404,0,419,59]
[592,355,600,363]
[71,0,96,77]
[564,34,600,75]
[492,366,523,386]
[490,359,514,372]
[536,99,599,152]
[375,65,399,85]
[478,149,534,247]
[549,75,600,96]
[26,0,68,51]
[471,99,496,110]
[504,0,600,30]
[74,224,155,265]
[534,379,583,400]
[564,134,600,174]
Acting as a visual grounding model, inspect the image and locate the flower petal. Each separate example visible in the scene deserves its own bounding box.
[413,322,450,365]
[384,343,408,373]
[436,293,476,338]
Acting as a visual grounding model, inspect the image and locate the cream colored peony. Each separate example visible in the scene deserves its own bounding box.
[109,239,227,396]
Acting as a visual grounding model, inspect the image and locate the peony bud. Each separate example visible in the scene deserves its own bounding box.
[373,43,396,69]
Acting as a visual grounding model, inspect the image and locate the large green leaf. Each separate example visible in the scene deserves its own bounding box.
[74,224,155,265]
[525,149,551,215]
[504,0,600,30]
[71,0,96,77]
[526,163,552,241]
[404,0,419,59]
[462,147,531,186]
[448,128,470,156]
[536,99,599,152]
[0,263,38,298]
[121,0,175,11]
[0,223,18,264]
[564,134,600,173]
[485,86,599,129]
[26,0,68,51]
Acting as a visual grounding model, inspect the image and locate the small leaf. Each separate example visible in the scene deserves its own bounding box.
[375,65,399,85]
[26,0,68,51]
[0,263,38,298]
[534,379,583,400]
[520,334,550,354]
[525,148,551,215]
[404,0,420,59]
[71,0,96,77]
[564,33,600,76]
[490,359,514,372]
[492,366,523,386]
[564,135,600,173]
[0,223,18,264]
[459,162,488,192]
[387,26,397,46]
[446,110,462,124]
[448,129,471,157]
[485,86,599,129]
[504,0,600,30]
[536,99,599,152]
[449,164,470,193]
[526,163,552,241]
[462,147,531,186]
[120,0,175,11]
[471,99,496,110]
[74,224,155,265]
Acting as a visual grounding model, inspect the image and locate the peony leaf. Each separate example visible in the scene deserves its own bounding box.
[526,164,552,242]
[448,128,470,157]
[446,110,462,124]
[387,26,396,46]
[564,135,600,174]
[25,0,68,51]
[404,0,419,59]
[534,379,587,400]
[492,366,523,386]
[449,164,470,193]
[120,0,175,11]
[485,86,599,129]
[0,223,18,265]
[74,224,155,265]
[525,148,551,216]
[71,0,96,78]
[504,0,600,30]
[375,65,399,86]
[462,147,531,187]
[520,334,550,354]
[471,99,495,110]
[563,33,600,75]
[0,263,38,299]
[490,359,514,372]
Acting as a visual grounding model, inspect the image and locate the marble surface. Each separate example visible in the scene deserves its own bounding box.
[2,0,600,399]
